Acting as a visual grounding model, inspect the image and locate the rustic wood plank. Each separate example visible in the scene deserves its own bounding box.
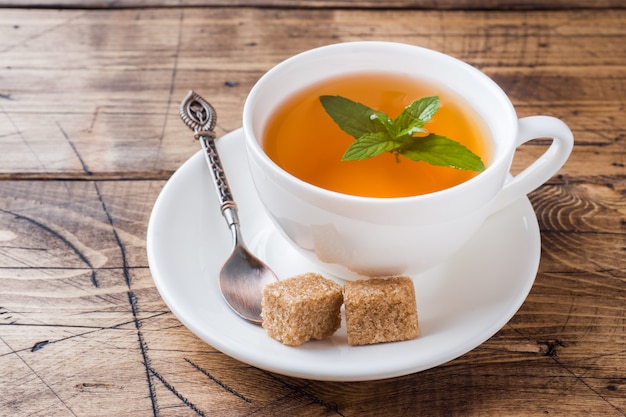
[0,8,624,182]
[1,177,624,415]
[0,179,159,416]
[0,0,624,9]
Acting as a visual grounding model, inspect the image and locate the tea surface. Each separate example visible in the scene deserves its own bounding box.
[263,72,490,198]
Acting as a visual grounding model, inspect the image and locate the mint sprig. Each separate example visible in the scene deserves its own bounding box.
[319,95,485,172]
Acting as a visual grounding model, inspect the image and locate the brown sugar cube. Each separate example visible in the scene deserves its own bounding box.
[261,273,343,346]
[344,276,419,346]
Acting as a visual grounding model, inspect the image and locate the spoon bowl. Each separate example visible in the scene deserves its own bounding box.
[180,90,278,324]
[220,243,278,322]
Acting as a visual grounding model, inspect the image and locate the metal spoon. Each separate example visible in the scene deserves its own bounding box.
[179,90,278,324]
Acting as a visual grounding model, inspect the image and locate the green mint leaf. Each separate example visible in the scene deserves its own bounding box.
[319,95,386,139]
[320,94,485,173]
[370,110,400,137]
[394,96,440,131]
[396,125,428,138]
[342,132,400,161]
[400,134,485,172]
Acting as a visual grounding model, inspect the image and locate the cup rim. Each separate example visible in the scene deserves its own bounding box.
[243,41,518,204]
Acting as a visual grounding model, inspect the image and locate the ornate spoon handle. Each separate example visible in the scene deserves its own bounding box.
[180,90,239,228]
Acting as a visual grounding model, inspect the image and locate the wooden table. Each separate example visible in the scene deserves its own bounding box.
[1,1,624,416]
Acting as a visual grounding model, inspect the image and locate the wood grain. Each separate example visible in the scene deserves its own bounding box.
[1,0,624,9]
[0,3,624,417]
[0,8,624,179]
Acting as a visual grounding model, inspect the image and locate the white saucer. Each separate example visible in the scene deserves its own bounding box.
[147,128,541,382]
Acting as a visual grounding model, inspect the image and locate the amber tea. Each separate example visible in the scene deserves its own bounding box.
[263,72,491,198]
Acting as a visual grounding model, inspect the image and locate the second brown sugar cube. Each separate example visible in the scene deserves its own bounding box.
[344,276,419,346]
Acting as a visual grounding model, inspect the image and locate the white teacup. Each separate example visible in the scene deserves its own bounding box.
[243,41,573,280]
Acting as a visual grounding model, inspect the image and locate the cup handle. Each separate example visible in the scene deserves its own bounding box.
[489,115,574,214]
